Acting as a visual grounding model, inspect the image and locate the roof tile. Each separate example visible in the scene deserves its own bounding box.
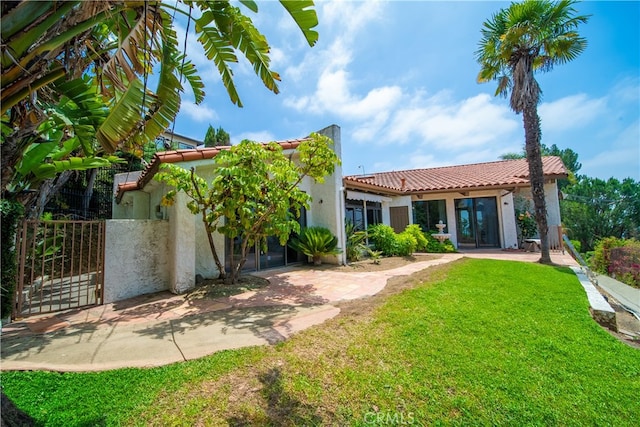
[116,138,309,202]
[344,157,567,193]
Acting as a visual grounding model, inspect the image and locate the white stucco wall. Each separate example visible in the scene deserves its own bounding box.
[514,181,562,226]
[500,192,518,249]
[168,191,196,293]
[308,124,345,265]
[104,219,170,303]
[544,181,561,226]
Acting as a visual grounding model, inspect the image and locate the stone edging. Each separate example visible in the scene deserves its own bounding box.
[570,266,617,331]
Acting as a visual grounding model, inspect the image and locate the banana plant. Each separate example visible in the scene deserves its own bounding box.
[1,0,319,197]
[7,77,123,196]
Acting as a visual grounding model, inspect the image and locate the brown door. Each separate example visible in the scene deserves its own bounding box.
[389,206,409,233]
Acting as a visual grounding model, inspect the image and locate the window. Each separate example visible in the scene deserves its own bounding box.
[346,200,382,230]
[366,202,382,227]
[413,199,447,232]
[346,200,365,230]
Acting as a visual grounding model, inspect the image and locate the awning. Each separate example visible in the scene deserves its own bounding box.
[346,190,392,203]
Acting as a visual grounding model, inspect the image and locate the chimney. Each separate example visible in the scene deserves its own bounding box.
[400,177,406,191]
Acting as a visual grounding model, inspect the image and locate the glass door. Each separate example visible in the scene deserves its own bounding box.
[455,198,476,248]
[455,197,500,248]
[475,197,500,247]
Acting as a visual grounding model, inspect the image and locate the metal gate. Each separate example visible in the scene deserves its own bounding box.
[14,220,105,319]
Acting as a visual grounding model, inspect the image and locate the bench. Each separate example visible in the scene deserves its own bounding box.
[523,239,541,252]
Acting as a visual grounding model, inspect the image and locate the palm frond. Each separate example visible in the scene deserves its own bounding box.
[279,1,319,47]
[96,78,148,153]
[225,7,280,94]
[197,25,242,106]
[103,3,162,92]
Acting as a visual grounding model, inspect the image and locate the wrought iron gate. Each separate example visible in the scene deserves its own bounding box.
[14,220,105,319]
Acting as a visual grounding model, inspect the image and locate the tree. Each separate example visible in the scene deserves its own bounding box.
[155,133,339,284]
[204,125,231,147]
[1,0,319,199]
[477,0,589,264]
[1,0,319,316]
[561,175,640,252]
[499,143,581,190]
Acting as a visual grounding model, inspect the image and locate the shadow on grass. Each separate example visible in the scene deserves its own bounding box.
[227,367,323,426]
[1,392,36,427]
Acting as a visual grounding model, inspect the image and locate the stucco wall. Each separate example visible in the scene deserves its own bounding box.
[168,191,196,293]
[514,181,562,226]
[500,192,518,249]
[409,189,515,249]
[308,124,345,265]
[104,219,170,303]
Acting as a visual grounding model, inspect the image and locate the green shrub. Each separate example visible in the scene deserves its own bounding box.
[591,237,626,274]
[570,239,582,254]
[288,226,341,265]
[608,241,640,288]
[425,234,457,253]
[367,224,398,256]
[402,224,429,252]
[369,223,457,256]
[1,200,24,319]
[345,221,367,262]
[396,232,418,256]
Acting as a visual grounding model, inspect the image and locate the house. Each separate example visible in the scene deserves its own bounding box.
[156,130,201,150]
[108,124,566,303]
[107,125,345,302]
[343,157,568,250]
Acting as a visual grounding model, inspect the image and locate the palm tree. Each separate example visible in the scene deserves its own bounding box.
[476,0,588,263]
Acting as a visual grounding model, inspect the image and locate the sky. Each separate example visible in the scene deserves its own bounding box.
[170,0,640,181]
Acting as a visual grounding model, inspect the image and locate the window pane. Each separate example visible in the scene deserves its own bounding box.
[413,199,446,232]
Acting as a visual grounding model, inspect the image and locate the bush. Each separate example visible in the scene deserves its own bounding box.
[591,237,640,288]
[345,221,367,262]
[608,243,640,288]
[1,200,24,319]
[425,234,457,253]
[367,224,398,256]
[395,232,417,256]
[570,239,582,254]
[402,224,429,252]
[368,224,456,256]
[288,226,341,266]
[591,237,626,274]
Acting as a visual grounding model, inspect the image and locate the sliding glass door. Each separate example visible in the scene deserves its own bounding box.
[455,197,500,248]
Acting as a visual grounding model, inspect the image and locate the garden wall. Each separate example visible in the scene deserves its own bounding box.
[104,219,170,303]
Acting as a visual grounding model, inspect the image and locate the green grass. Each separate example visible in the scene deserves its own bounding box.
[2,259,639,426]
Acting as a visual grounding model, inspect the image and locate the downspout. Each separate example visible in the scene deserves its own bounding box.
[340,186,347,265]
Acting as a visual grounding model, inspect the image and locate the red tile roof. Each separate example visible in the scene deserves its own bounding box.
[116,138,309,202]
[344,156,567,195]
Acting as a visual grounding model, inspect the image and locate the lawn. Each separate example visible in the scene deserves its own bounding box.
[2,259,639,426]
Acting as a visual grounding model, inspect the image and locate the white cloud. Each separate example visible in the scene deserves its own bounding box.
[179,101,218,122]
[232,130,276,145]
[374,93,519,150]
[319,0,383,34]
[581,120,640,180]
[538,94,606,132]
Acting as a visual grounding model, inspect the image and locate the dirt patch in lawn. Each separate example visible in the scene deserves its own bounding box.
[186,275,271,300]
[319,253,440,273]
[186,254,441,301]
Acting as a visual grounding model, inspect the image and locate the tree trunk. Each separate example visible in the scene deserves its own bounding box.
[24,170,74,220]
[523,104,552,264]
[82,168,98,218]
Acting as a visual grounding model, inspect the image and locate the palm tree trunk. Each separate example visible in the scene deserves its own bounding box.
[523,105,552,264]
